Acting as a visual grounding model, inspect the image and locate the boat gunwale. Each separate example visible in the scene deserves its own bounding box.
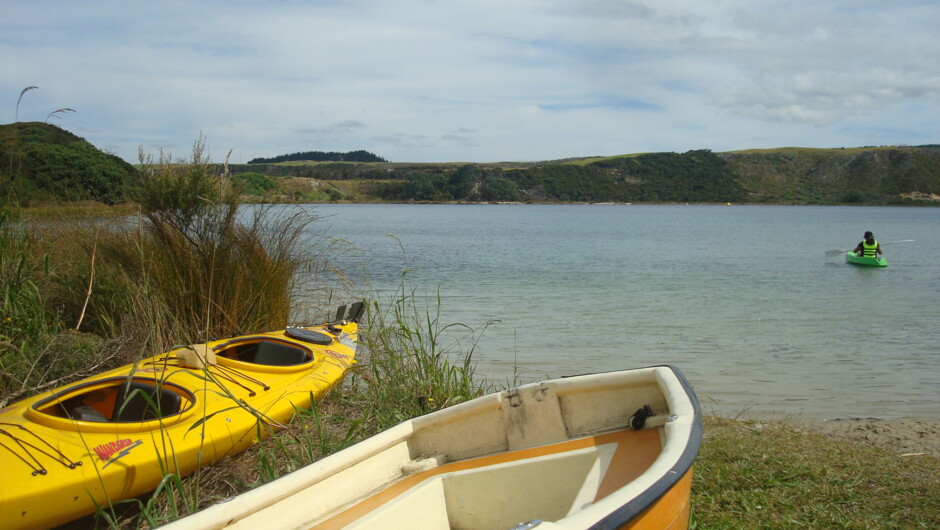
[587,364,703,529]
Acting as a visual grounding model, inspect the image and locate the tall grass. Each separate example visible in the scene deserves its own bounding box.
[354,282,493,425]
[0,137,333,401]
[0,211,119,406]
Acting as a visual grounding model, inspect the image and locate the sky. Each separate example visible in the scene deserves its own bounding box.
[3,0,939,165]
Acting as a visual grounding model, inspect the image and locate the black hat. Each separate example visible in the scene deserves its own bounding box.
[864,231,873,238]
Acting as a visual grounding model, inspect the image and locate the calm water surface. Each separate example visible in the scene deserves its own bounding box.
[305,204,939,419]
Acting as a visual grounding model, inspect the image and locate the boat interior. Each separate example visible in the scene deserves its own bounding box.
[244,371,679,529]
[319,428,662,529]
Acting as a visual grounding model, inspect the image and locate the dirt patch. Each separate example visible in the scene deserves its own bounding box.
[799,417,940,458]
[900,191,940,201]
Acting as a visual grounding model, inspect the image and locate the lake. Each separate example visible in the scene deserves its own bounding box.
[303,204,939,419]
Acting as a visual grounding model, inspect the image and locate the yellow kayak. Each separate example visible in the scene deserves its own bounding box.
[0,303,362,529]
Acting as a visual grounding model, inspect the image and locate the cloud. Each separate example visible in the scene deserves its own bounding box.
[2,0,937,163]
[440,128,480,147]
[297,120,367,135]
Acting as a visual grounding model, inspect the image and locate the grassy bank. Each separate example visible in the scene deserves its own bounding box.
[692,416,939,528]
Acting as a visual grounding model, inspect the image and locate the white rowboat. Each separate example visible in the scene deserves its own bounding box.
[165,365,702,529]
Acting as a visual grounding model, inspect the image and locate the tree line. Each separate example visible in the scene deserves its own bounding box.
[370,150,747,203]
[247,150,386,164]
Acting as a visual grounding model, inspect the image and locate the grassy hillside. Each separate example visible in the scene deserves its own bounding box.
[3,123,938,207]
[0,122,138,206]
[722,146,940,204]
[228,146,940,205]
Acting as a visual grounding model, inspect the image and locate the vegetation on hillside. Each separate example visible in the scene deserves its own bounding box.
[247,149,386,164]
[721,147,940,204]
[2,121,938,207]
[0,122,138,206]
[229,146,940,205]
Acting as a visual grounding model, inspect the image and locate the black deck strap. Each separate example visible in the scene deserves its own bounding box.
[0,423,81,469]
[212,364,268,394]
[0,427,83,474]
[0,437,46,475]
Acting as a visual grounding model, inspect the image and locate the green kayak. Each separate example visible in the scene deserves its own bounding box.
[846,251,887,267]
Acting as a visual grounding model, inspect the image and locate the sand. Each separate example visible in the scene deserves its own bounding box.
[798,417,940,458]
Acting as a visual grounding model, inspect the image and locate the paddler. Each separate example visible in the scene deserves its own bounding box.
[853,231,882,258]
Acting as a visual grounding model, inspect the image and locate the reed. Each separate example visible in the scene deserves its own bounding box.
[353,282,493,425]
[0,212,122,405]
[25,141,327,360]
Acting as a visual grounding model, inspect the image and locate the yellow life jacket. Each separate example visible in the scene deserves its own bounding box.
[862,239,879,257]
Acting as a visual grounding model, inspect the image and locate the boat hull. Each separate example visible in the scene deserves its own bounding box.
[166,365,702,530]
[846,251,887,267]
[0,314,359,529]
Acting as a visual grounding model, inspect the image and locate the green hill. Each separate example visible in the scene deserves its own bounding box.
[720,147,940,204]
[2,122,938,206]
[0,122,138,206]
[230,146,940,205]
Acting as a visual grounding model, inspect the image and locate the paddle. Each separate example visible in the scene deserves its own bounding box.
[825,240,914,258]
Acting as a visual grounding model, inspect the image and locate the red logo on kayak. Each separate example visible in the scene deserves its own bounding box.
[94,438,143,467]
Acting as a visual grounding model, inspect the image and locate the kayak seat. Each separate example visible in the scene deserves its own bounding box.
[113,381,182,422]
[252,341,309,366]
[65,404,110,422]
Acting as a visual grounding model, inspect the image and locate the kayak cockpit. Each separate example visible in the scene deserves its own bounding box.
[27,377,196,431]
[215,339,312,367]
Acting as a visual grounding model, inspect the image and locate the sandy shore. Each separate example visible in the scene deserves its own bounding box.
[797,417,940,458]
